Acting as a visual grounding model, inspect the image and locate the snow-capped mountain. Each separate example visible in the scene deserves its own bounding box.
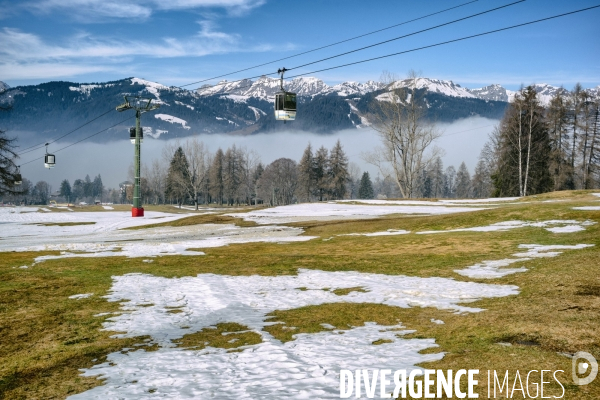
[1,76,597,145]
[0,81,9,91]
[389,77,475,99]
[467,84,515,102]
[328,81,386,97]
[196,76,385,100]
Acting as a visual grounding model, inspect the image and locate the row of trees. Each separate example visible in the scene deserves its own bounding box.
[365,72,599,199]
[490,85,599,196]
[58,174,105,203]
[157,139,351,208]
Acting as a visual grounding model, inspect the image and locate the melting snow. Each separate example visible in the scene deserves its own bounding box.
[455,244,593,279]
[418,220,594,234]
[573,206,600,211]
[155,114,191,130]
[174,100,194,110]
[68,269,517,399]
[69,293,93,300]
[340,229,410,237]
[228,203,482,225]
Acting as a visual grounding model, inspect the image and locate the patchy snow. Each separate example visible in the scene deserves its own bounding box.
[340,229,410,237]
[545,225,585,233]
[592,193,600,198]
[155,114,191,130]
[69,84,102,95]
[72,323,441,400]
[431,319,445,325]
[131,78,169,104]
[69,269,517,399]
[1,208,315,262]
[438,197,520,204]
[69,293,93,300]
[455,244,593,279]
[229,203,483,225]
[3,223,313,263]
[144,127,169,139]
[102,206,114,210]
[574,206,600,211]
[248,105,266,121]
[174,100,194,110]
[223,94,250,103]
[418,220,595,234]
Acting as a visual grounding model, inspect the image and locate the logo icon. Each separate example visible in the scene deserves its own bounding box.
[572,351,598,385]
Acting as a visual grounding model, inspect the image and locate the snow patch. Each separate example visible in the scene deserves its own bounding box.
[155,114,191,130]
[69,269,517,398]
[455,244,593,279]
[69,293,93,300]
[229,203,483,225]
[418,220,595,234]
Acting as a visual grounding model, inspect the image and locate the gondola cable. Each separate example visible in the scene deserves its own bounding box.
[187,0,524,93]
[178,0,481,88]
[17,107,115,156]
[19,115,135,167]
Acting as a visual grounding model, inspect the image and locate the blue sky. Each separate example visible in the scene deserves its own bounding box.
[1,0,599,90]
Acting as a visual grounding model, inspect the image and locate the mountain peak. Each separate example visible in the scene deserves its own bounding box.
[0,81,10,91]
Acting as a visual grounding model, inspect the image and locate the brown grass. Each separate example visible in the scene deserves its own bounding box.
[173,323,262,351]
[1,191,599,398]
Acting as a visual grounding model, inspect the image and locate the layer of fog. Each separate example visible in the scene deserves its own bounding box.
[18,116,498,190]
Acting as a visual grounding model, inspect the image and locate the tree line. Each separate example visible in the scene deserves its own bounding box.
[155,139,352,208]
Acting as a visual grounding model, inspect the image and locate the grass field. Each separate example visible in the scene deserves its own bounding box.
[1,191,599,399]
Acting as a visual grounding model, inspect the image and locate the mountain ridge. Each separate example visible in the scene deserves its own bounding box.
[0,77,596,146]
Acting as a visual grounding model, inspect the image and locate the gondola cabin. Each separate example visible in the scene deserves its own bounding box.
[274,91,296,121]
[44,143,55,169]
[44,153,55,169]
[14,173,22,186]
[130,127,143,144]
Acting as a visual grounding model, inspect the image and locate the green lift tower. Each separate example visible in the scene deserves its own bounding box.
[116,96,160,217]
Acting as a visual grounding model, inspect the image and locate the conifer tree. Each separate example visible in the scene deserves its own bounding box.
[313,146,329,201]
[455,162,472,198]
[328,140,349,200]
[165,146,192,207]
[59,179,72,203]
[298,143,314,202]
[209,148,225,205]
[358,171,374,199]
[492,86,552,196]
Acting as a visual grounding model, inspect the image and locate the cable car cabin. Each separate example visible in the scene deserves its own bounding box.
[274,91,296,121]
[44,154,55,169]
[14,173,22,185]
[129,127,143,144]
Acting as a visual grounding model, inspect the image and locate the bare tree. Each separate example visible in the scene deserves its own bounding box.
[365,71,441,198]
[184,137,210,209]
[256,158,298,206]
[144,158,166,205]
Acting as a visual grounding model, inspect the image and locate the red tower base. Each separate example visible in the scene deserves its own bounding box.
[132,207,144,217]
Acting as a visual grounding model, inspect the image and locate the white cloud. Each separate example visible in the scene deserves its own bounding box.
[0,26,268,63]
[20,0,265,20]
[0,62,114,80]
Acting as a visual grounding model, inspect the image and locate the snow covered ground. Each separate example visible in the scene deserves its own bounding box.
[228,202,483,225]
[69,269,518,399]
[0,207,314,261]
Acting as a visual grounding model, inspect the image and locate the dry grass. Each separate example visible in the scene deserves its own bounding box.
[123,213,257,230]
[29,222,96,227]
[1,190,599,398]
[173,323,262,352]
